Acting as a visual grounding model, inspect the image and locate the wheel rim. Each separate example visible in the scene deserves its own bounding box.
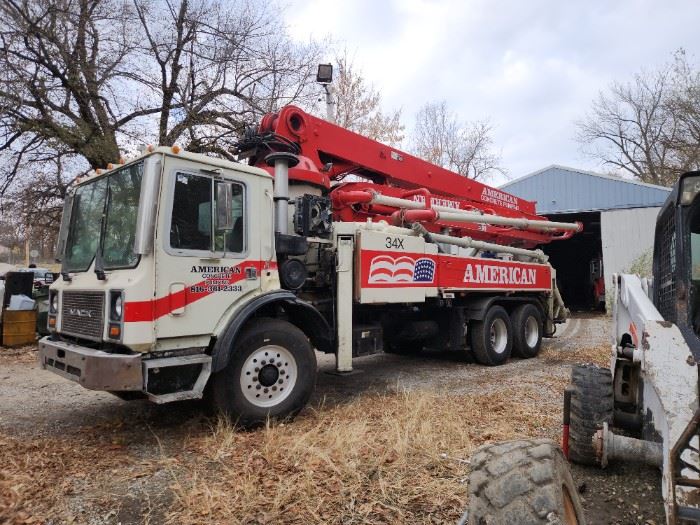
[525,315,539,348]
[562,485,579,525]
[489,318,508,354]
[240,345,298,408]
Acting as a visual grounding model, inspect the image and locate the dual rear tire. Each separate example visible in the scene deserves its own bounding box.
[470,303,543,366]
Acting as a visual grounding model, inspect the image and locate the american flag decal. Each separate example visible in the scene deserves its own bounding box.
[413,258,436,282]
[368,255,435,284]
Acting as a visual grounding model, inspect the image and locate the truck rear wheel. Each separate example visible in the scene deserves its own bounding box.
[568,364,613,465]
[468,439,586,525]
[470,305,512,366]
[210,317,317,427]
[512,303,543,359]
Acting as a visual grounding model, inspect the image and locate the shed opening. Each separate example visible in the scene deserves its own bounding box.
[542,211,603,311]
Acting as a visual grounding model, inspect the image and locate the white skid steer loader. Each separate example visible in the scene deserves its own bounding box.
[463,171,700,525]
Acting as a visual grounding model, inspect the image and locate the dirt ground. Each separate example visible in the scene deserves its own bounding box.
[0,314,664,525]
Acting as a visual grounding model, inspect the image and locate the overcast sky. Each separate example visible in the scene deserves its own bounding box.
[284,0,700,184]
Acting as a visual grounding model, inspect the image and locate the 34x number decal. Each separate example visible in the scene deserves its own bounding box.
[385,236,405,249]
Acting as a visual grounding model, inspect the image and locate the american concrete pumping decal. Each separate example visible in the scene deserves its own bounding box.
[189,265,244,293]
[480,187,520,211]
[123,260,276,322]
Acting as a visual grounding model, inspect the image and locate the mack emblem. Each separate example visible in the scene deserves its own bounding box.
[68,308,93,318]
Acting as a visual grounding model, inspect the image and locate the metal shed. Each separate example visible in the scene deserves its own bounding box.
[501,165,671,310]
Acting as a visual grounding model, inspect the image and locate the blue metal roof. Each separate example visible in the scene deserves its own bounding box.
[500,165,671,214]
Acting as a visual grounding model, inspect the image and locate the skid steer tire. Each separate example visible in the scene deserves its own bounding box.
[470,305,513,366]
[468,439,586,525]
[568,364,613,465]
[210,317,317,428]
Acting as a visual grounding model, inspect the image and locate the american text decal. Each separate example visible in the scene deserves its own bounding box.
[360,250,551,291]
[463,264,537,285]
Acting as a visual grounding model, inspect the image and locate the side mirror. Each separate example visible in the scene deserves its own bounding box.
[215,182,234,231]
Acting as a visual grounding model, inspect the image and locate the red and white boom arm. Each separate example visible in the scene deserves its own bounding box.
[242,105,582,249]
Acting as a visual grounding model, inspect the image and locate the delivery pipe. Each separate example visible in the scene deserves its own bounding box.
[334,190,582,234]
[265,152,299,235]
[411,223,549,263]
[553,283,569,319]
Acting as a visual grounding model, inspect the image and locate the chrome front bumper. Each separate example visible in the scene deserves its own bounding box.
[38,336,212,403]
[38,337,143,391]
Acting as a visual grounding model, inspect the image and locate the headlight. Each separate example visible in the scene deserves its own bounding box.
[50,292,58,314]
[114,295,123,318]
[110,292,123,321]
[681,175,700,205]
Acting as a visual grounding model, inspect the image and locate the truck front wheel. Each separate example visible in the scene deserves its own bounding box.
[470,305,513,366]
[210,318,317,427]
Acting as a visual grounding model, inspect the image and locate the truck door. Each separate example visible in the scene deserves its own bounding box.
[154,161,262,342]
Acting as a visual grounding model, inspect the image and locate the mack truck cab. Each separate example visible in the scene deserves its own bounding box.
[40,147,330,425]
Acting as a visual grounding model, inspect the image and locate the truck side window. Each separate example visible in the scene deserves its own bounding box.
[214,181,245,253]
[171,173,212,251]
[170,173,246,254]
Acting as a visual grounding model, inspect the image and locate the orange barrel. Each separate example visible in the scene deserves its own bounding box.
[1,310,37,347]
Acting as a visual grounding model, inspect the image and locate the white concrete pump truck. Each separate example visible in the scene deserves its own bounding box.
[38,103,581,426]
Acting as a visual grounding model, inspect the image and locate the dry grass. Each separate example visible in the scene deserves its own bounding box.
[540,342,611,368]
[1,435,70,525]
[0,424,143,525]
[167,389,559,525]
[0,340,610,524]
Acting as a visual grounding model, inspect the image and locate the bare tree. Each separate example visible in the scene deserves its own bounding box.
[576,51,700,187]
[0,153,73,263]
[324,52,404,146]
[130,0,321,157]
[576,67,685,186]
[411,101,503,180]
[666,50,700,172]
[0,0,321,194]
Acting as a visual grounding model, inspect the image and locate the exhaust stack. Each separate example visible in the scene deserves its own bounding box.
[265,152,299,234]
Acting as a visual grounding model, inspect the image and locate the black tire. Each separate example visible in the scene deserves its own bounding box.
[468,439,586,525]
[511,303,543,359]
[568,364,613,465]
[210,317,317,427]
[470,305,513,366]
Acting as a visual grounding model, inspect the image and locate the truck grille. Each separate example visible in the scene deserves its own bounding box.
[61,291,105,341]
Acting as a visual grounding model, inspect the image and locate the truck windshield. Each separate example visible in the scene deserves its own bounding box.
[64,162,144,272]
